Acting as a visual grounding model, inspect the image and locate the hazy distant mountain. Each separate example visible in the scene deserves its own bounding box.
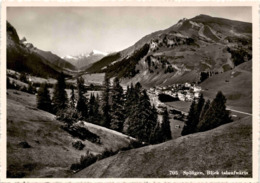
[63,50,108,70]
[7,21,77,78]
[86,14,252,87]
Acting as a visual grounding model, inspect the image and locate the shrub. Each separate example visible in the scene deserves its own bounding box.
[72,141,85,150]
[61,124,101,144]
[97,148,117,160]
[56,107,79,126]
[70,151,98,171]
[18,141,31,148]
[19,72,28,83]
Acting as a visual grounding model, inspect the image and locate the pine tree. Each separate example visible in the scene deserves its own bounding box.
[88,93,95,117]
[56,85,79,125]
[76,77,88,119]
[181,94,205,136]
[93,93,102,124]
[161,108,172,141]
[110,78,125,132]
[127,90,157,143]
[52,72,68,114]
[149,122,162,144]
[87,93,98,123]
[181,100,196,136]
[192,94,205,132]
[197,91,232,132]
[37,83,52,113]
[125,83,135,117]
[101,76,111,128]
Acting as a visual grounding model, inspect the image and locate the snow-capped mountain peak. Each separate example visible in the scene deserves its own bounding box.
[89,49,108,56]
[62,49,109,69]
[62,55,77,60]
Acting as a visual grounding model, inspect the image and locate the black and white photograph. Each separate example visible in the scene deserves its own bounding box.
[1,3,259,181]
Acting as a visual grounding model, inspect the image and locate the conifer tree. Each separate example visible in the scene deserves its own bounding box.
[37,83,52,113]
[88,93,95,117]
[191,94,205,132]
[181,100,196,136]
[110,77,125,132]
[149,122,162,144]
[125,83,135,117]
[87,93,99,123]
[52,72,68,114]
[127,90,157,143]
[124,83,139,132]
[101,76,111,128]
[93,93,102,124]
[197,91,232,132]
[181,94,205,136]
[161,108,172,141]
[76,77,88,119]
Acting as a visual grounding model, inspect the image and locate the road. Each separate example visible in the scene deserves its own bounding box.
[165,101,252,116]
[226,108,252,116]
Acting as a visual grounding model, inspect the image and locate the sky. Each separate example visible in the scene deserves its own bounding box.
[7,7,251,57]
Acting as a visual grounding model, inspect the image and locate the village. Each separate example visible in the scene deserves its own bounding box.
[148,82,202,103]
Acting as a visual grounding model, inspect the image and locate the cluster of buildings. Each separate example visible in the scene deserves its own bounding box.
[149,82,202,102]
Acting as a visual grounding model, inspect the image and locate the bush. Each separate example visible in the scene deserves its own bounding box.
[56,108,80,125]
[70,149,119,172]
[19,72,28,83]
[97,148,117,160]
[72,141,85,150]
[70,140,144,172]
[61,124,101,144]
[70,151,98,171]
[18,141,31,148]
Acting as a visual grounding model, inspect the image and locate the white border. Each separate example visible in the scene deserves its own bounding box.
[0,1,259,183]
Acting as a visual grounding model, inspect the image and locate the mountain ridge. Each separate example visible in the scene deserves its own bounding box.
[85,14,252,86]
[7,21,77,78]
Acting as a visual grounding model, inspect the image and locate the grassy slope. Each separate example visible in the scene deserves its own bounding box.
[85,53,121,73]
[200,61,252,113]
[7,89,133,178]
[73,116,252,178]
